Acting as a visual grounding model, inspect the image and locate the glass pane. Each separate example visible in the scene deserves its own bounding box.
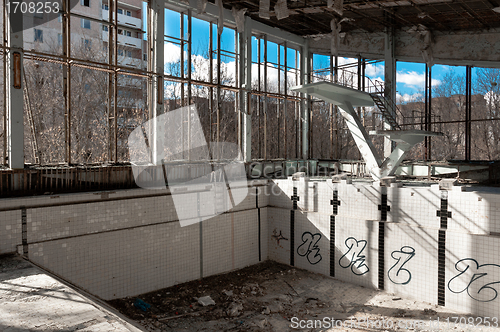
[24,60,65,164]
[165,9,180,39]
[192,86,211,146]
[431,123,465,160]
[311,101,330,159]
[250,94,262,160]
[472,67,500,160]
[396,61,425,106]
[117,75,148,162]
[266,98,278,159]
[23,4,63,56]
[219,90,237,146]
[191,17,211,83]
[70,67,108,163]
[164,40,182,76]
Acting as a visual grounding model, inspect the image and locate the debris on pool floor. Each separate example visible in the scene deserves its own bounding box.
[108,261,498,332]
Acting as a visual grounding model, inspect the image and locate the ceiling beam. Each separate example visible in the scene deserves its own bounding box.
[309,28,500,67]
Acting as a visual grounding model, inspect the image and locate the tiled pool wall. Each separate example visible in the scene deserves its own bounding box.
[0,181,269,300]
[268,178,500,318]
[1,177,500,317]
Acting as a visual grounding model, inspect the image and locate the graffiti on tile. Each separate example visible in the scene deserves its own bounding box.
[448,258,500,302]
[339,237,369,275]
[388,246,415,285]
[271,229,288,246]
[297,232,322,265]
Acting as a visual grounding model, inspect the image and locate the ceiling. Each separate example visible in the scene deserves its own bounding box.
[221,0,500,36]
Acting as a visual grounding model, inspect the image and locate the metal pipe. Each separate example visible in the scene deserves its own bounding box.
[180,12,185,107]
[2,0,6,165]
[216,21,221,159]
[209,22,214,144]
[277,43,280,158]
[258,36,261,159]
[188,10,192,160]
[263,35,267,160]
[424,63,429,161]
[284,42,287,159]
[108,0,114,162]
[113,0,118,162]
[465,65,472,161]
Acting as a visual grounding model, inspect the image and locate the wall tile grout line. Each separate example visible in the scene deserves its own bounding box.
[378,193,389,290]
[256,187,261,262]
[437,194,451,306]
[330,189,341,277]
[290,186,299,266]
[21,207,28,256]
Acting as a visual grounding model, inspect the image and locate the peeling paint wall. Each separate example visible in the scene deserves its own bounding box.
[309,29,500,66]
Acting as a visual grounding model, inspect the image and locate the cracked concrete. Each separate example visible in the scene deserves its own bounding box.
[0,255,143,332]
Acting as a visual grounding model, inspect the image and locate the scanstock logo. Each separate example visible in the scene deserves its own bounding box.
[7,0,79,33]
[128,105,248,227]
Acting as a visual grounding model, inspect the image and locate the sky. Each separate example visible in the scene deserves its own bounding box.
[153,7,478,104]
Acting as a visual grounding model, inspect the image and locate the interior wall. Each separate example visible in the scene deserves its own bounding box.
[268,178,500,318]
[2,176,500,318]
[0,182,268,300]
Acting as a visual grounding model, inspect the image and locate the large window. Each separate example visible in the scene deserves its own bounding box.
[13,0,149,165]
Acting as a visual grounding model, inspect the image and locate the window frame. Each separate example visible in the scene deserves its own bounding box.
[34,28,43,43]
[81,18,91,29]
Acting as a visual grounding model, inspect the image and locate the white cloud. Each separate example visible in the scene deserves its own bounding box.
[397,71,440,88]
[164,42,183,64]
[396,92,423,104]
[365,63,384,78]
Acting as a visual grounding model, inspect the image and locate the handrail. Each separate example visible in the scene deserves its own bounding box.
[310,67,405,128]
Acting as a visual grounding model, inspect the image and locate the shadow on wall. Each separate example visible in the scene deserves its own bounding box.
[267,180,379,298]
[269,178,500,317]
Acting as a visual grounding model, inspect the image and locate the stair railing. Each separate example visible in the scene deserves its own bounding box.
[310,67,405,130]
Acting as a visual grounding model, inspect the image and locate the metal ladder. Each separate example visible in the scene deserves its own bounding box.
[369,93,401,130]
[331,67,403,130]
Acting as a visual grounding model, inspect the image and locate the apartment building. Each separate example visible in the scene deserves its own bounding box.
[23,0,148,150]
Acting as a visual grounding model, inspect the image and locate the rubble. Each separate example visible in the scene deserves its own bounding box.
[197,296,215,306]
[108,261,491,332]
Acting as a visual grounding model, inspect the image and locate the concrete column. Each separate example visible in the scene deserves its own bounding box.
[384,28,396,158]
[6,11,24,169]
[149,0,165,164]
[300,40,310,160]
[240,18,252,162]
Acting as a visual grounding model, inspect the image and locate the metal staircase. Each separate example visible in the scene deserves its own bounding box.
[369,93,401,130]
[315,67,404,131]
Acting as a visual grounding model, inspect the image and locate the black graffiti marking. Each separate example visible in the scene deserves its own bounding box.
[448,258,500,302]
[388,246,415,285]
[339,237,369,275]
[272,229,288,245]
[297,232,322,265]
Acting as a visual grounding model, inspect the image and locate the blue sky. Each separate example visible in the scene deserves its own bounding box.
[154,7,474,102]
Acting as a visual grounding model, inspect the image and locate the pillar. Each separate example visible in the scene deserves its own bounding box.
[384,28,396,158]
[6,10,24,169]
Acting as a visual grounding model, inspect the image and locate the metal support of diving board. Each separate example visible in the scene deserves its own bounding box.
[291,81,442,181]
